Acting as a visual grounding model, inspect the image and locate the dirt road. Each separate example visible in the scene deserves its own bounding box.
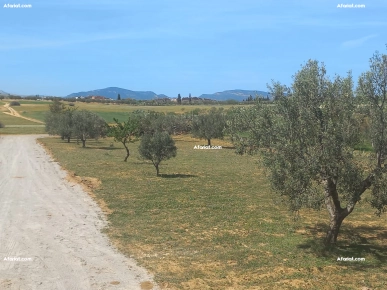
[0,135,157,290]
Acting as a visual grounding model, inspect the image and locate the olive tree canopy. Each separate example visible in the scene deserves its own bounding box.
[229,53,387,245]
[138,131,177,176]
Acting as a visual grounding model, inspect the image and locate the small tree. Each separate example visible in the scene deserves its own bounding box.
[58,108,76,142]
[138,131,177,176]
[109,116,140,161]
[72,110,108,147]
[117,94,121,101]
[45,105,76,142]
[192,107,226,146]
[49,99,66,113]
[189,93,192,104]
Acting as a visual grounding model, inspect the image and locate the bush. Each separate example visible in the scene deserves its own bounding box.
[9,101,21,106]
[0,121,4,128]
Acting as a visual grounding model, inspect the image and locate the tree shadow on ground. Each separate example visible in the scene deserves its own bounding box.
[78,146,122,150]
[95,146,122,150]
[222,146,236,150]
[297,223,387,270]
[159,173,197,178]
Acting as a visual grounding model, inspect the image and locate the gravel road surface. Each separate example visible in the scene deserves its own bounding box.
[0,135,157,290]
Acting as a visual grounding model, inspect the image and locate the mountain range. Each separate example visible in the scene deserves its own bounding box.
[66,87,270,101]
[66,87,160,100]
[199,90,269,101]
[0,87,270,101]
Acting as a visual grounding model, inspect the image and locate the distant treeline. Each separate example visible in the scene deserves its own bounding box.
[0,94,271,105]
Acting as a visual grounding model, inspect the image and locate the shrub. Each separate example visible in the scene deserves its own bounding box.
[9,101,21,106]
[0,121,4,128]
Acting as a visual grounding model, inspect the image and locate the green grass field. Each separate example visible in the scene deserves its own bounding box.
[38,135,387,289]
[0,112,41,125]
[7,100,240,123]
[1,99,244,135]
[0,101,46,134]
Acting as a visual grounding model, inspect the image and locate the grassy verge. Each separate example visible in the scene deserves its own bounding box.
[0,127,46,134]
[38,136,387,289]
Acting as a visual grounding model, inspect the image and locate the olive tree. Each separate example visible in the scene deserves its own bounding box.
[45,100,66,135]
[48,99,66,113]
[45,106,76,142]
[58,108,76,142]
[357,50,387,216]
[109,116,140,161]
[72,110,108,147]
[138,131,177,176]
[230,55,387,245]
[191,107,226,146]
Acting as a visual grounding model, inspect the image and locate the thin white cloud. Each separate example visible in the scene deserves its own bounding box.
[0,29,175,50]
[341,34,377,49]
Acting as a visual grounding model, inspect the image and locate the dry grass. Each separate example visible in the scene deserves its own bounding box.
[37,134,387,289]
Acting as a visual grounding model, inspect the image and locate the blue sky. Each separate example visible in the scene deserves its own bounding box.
[1,0,386,97]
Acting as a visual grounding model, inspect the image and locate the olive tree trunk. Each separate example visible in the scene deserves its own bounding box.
[324,178,353,245]
[123,143,130,162]
[325,210,346,245]
[155,164,160,176]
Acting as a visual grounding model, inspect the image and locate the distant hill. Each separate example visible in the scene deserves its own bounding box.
[66,87,166,100]
[0,90,10,95]
[199,90,270,101]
